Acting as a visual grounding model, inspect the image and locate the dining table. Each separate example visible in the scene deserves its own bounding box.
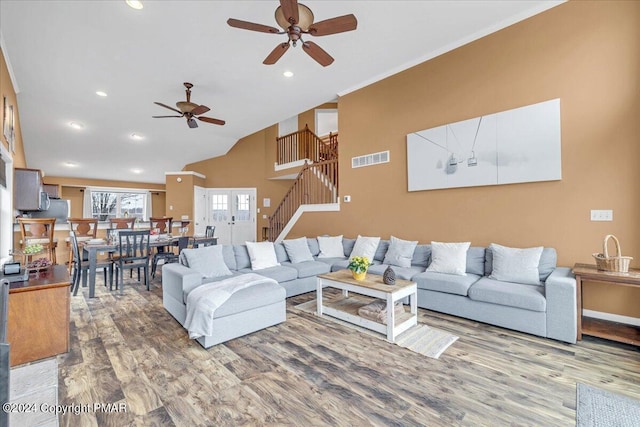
[82,235,215,298]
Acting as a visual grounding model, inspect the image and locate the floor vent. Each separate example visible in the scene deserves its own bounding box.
[351,150,390,168]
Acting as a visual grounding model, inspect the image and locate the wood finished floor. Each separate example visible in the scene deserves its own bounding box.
[58,270,640,426]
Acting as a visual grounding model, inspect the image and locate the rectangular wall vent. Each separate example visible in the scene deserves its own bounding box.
[351,150,390,168]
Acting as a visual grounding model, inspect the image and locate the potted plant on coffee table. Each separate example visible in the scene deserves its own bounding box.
[348,256,372,281]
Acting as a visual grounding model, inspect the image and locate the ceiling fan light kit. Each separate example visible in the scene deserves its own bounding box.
[227,0,357,67]
[152,82,225,129]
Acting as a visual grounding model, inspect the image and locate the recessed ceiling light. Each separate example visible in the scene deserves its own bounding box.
[96,91,107,97]
[69,122,84,130]
[64,161,77,167]
[131,168,143,174]
[130,133,144,140]
[283,71,294,78]
[125,0,143,10]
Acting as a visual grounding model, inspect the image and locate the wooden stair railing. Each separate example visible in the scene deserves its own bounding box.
[268,158,338,241]
[277,124,338,165]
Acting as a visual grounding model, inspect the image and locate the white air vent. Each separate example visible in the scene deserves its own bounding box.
[351,150,390,168]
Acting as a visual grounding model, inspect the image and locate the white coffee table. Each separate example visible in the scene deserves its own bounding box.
[316,270,417,342]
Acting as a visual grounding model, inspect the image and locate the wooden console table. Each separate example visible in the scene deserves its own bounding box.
[573,263,640,346]
[8,265,70,366]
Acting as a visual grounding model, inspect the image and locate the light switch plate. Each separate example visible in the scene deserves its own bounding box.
[343,195,351,202]
[590,209,613,221]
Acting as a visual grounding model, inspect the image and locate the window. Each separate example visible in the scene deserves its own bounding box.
[90,190,147,221]
[236,194,251,221]
[211,194,228,222]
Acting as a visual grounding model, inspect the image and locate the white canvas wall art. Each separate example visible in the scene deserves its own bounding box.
[407,98,561,191]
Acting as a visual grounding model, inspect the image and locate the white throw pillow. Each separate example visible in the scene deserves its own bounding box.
[383,236,418,268]
[317,235,344,258]
[245,241,280,270]
[283,237,314,264]
[182,245,232,279]
[489,243,543,285]
[426,241,470,276]
[349,235,381,263]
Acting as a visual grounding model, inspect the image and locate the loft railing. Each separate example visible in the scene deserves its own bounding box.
[268,158,338,241]
[276,125,338,165]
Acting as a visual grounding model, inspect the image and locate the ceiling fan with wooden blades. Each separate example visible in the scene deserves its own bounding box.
[153,82,225,128]
[227,0,357,67]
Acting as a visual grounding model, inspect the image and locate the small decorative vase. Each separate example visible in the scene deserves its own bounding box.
[383,266,396,285]
[352,270,367,281]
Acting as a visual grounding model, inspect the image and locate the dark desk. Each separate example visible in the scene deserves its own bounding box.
[8,265,70,366]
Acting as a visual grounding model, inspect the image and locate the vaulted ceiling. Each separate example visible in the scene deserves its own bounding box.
[0,1,562,183]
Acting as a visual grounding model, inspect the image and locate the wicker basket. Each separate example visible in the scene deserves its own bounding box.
[592,234,633,272]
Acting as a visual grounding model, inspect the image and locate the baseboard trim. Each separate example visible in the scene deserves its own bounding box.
[582,309,640,327]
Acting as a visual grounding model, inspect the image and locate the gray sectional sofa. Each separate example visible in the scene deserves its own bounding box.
[162,237,577,346]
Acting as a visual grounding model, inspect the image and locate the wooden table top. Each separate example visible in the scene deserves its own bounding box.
[318,269,416,293]
[9,264,71,293]
[573,263,640,284]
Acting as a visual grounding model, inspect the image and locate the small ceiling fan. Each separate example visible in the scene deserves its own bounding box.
[153,82,225,128]
[227,0,357,67]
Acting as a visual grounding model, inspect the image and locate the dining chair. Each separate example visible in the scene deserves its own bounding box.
[17,217,58,264]
[69,231,112,296]
[150,217,173,234]
[149,217,174,278]
[152,236,190,278]
[109,217,136,229]
[66,218,98,273]
[205,225,215,237]
[113,230,151,294]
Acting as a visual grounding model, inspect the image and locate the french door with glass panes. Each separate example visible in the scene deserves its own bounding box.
[206,188,256,245]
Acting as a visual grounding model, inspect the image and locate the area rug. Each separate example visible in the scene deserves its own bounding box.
[294,299,458,359]
[577,383,640,427]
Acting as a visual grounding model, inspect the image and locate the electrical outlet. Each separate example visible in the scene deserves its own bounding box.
[590,209,613,221]
[262,214,267,219]
[343,195,351,202]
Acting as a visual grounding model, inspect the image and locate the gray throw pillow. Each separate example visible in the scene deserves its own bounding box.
[283,237,314,264]
[182,245,232,279]
[383,236,418,268]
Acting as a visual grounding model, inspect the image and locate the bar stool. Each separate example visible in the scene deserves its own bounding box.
[66,218,98,273]
[17,218,58,264]
[109,218,136,229]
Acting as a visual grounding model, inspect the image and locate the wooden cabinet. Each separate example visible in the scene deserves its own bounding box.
[7,265,70,366]
[43,184,59,199]
[14,168,46,211]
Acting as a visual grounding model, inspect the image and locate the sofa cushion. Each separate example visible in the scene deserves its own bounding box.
[489,243,543,285]
[374,240,390,262]
[274,242,289,263]
[182,245,233,279]
[342,238,356,257]
[307,238,320,256]
[317,235,344,258]
[368,264,425,281]
[427,241,470,276]
[221,245,237,270]
[212,280,285,319]
[411,244,431,268]
[485,246,557,282]
[383,236,418,268]
[466,247,486,276]
[330,258,381,272]
[468,277,546,312]
[281,260,331,278]
[314,256,348,266]
[283,237,314,264]
[413,271,481,296]
[239,265,298,283]
[246,241,280,270]
[234,245,252,270]
[350,235,381,262]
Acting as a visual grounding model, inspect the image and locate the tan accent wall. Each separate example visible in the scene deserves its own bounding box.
[289,1,640,317]
[165,173,198,224]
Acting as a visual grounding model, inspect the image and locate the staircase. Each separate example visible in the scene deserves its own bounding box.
[269,127,339,242]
